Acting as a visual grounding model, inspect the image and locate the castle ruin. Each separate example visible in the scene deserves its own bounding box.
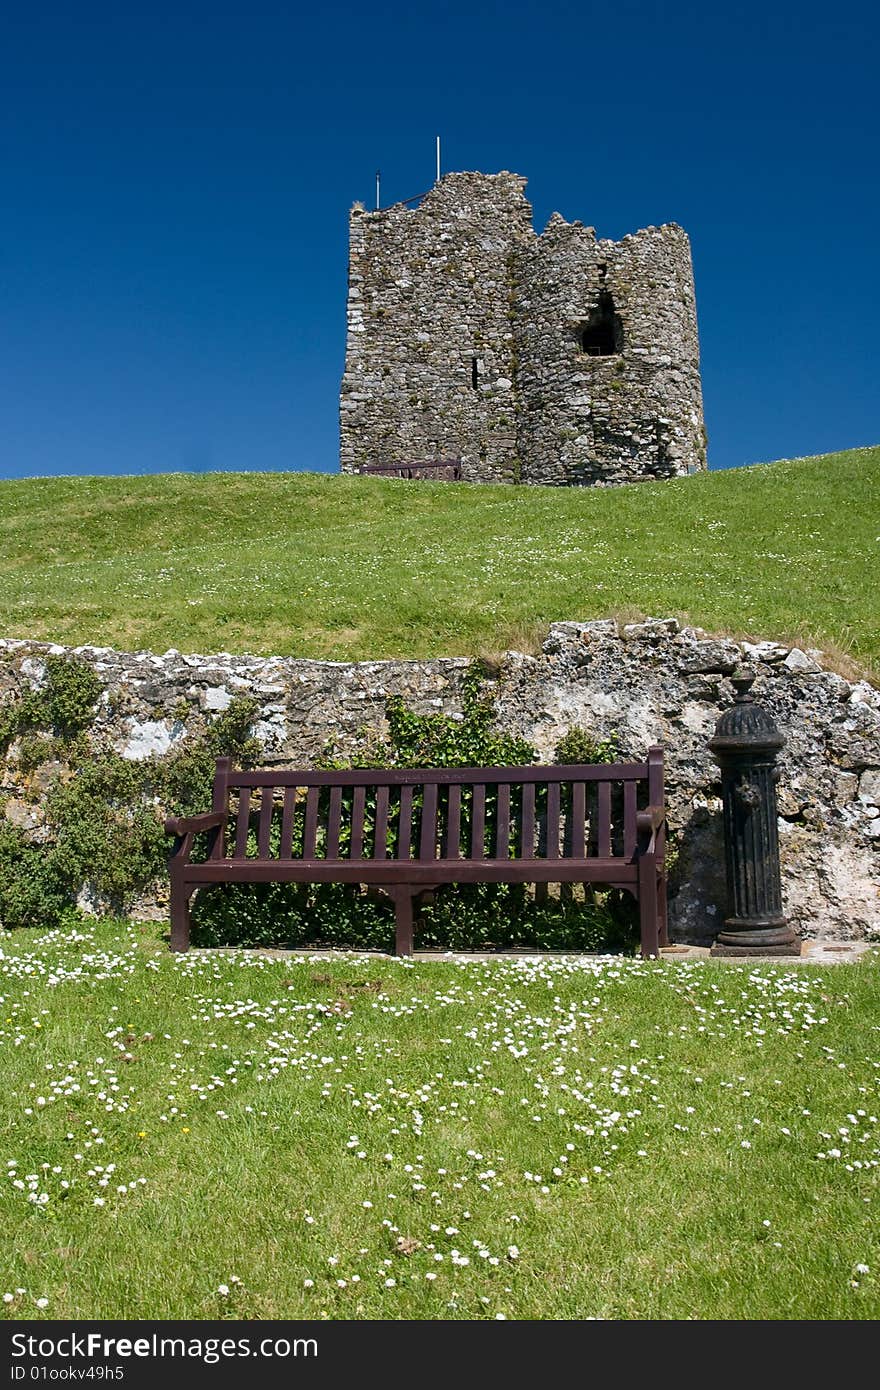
[339,171,706,486]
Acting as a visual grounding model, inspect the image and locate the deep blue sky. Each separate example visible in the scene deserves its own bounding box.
[2,1,878,480]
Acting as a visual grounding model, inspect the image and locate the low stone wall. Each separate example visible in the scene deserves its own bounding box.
[1,620,878,941]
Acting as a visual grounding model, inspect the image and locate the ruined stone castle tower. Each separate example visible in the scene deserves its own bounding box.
[339,171,706,486]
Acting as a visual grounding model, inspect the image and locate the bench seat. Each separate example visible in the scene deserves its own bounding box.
[177,857,639,886]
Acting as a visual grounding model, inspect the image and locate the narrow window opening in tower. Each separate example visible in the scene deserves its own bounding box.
[579,291,621,356]
[471,357,479,388]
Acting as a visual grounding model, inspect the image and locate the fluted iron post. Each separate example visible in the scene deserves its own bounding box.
[708,668,800,956]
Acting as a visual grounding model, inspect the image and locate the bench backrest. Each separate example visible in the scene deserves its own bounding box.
[209,751,663,865]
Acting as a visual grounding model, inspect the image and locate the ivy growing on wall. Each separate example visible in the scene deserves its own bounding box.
[0,657,261,930]
[0,653,102,761]
[317,664,535,771]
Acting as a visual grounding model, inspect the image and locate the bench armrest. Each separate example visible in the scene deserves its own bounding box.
[164,811,226,837]
[636,804,666,854]
[164,810,226,865]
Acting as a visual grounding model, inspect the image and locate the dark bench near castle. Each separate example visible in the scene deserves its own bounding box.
[358,459,463,481]
[164,750,668,958]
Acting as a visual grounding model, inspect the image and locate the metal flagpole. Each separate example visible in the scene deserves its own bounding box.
[436,136,441,182]
[376,170,380,210]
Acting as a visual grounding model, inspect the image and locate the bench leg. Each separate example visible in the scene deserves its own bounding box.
[638,855,660,959]
[390,888,415,957]
[169,875,193,952]
[658,867,669,948]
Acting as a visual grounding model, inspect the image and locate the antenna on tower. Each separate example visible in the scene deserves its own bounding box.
[436,136,441,182]
[375,170,381,210]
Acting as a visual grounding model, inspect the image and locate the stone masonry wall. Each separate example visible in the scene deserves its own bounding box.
[340,173,531,483]
[514,220,705,485]
[339,171,706,486]
[2,622,878,941]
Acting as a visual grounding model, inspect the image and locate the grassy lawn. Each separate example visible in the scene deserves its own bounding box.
[1,919,878,1321]
[0,446,878,676]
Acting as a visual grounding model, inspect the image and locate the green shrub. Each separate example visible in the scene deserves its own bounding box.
[0,822,71,931]
[45,756,167,912]
[416,882,636,953]
[159,697,261,817]
[0,754,168,928]
[0,692,262,931]
[553,726,619,765]
[192,881,395,952]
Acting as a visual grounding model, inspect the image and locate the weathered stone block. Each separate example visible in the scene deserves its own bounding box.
[623,618,680,639]
[859,768,880,803]
[677,640,741,674]
[743,640,789,662]
[784,648,822,674]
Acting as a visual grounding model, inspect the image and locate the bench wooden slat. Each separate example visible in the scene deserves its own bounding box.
[420,783,438,860]
[258,787,274,859]
[520,782,535,857]
[397,785,414,860]
[326,786,342,859]
[280,787,297,859]
[495,783,510,859]
[546,781,560,860]
[470,784,486,859]
[210,759,231,860]
[445,784,462,859]
[351,786,366,859]
[184,857,640,887]
[303,786,320,859]
[227,763,649,789]
[373,784,390,860]
[624,780,637,859]
[598,781,611,857]
[234,788,251,858]
[531,778,544,895]
[571,782,586,858]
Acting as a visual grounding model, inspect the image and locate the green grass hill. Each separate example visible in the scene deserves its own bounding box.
[1,446,878,676]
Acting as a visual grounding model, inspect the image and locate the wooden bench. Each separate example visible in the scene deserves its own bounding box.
[164,749,668,958]
[358,459,463,481]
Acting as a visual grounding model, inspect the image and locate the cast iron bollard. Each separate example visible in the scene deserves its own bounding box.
[708,667,800,956]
